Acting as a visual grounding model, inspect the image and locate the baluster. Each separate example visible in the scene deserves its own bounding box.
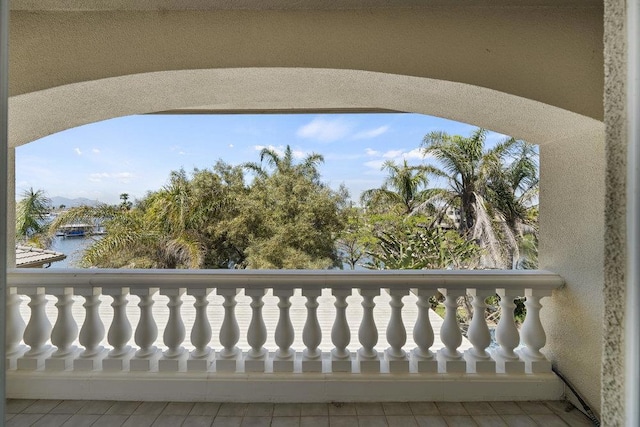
[517,288,553,373]
[6,288,27,369]
[46,287,79,371]
[74,287,107,371]
[187,288,214,372]
[436,288,466,373]
[302,288,323,372]
[464,289,495,373]
[17,287,52,370]
[159,288,187,372]
[103,287,134,371]
[494,289,525,373]
[385,289,409,372]
[274,289,295,372]
[245,288,268,372]
[411,288,437,373]
[357,289,380,372]
[217,288,241,372]
[130,288,160,371]
[331,289,352,372]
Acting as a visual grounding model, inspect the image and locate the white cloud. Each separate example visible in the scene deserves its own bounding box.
[253,145,307,159]
[296,117,352,142]
[363,148,428,173]
[382,149,404,159]
[363,160,386,170]
[382,147,424,160]
[92,148,101,154]
[74,148,82,156]
[353,125,389,140]
[89,172,134,183]
[324,152,364,161]
[254,144,284,157]
[229,144,234,148]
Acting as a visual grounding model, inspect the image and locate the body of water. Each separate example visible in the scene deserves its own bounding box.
[49,236,100,268]
[49,236,368,270]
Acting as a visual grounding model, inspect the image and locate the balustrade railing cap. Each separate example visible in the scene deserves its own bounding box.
[8,268,564,291]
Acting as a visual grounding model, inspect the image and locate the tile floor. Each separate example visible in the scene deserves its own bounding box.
[5,399,596,427]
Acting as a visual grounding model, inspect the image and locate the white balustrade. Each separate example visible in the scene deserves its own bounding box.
[6,288,26,369]
[74,287,106,370]
[331,289,352,372]
[357,289,380,372]
[18,287,51,370]
[103,287,134,371]
[159,288,187,372]
[6,270,563,380]
[273,289,295,372]
[411,288,437,372]
[47,287,78,371]
[131,287,160,371]
[245,288,268,372]
[385,289,410,372]
[437,288,466,373]
[302,288,323,372]
[187,288,214,371]
[518,288,553,373]
[464,289,495,373]
[217,288,241,372]
[494,288,525,373]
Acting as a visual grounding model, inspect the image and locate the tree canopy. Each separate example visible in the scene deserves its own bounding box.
[39,128,538,271]
[16,187,51,247]
[52,148,347,269]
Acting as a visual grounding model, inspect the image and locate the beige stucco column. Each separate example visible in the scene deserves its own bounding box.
[7,147,14,267]
[0,0,9,416]
[539,129,605,417]
[601,0,629,425]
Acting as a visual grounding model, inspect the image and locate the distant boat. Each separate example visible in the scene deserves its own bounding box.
[56,223,94,238]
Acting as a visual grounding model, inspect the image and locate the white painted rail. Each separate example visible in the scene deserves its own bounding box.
[5,269,565,402]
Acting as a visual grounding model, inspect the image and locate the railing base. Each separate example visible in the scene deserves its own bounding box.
[7,370,564,402]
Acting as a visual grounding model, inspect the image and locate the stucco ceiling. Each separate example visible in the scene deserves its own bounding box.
[10,0,603,10]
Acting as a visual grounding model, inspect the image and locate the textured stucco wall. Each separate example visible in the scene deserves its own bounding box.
[5,1,611,415]
[7,147,14,268]
[602,0,626,425]
[9,6,603,119]
[539,128,605,417]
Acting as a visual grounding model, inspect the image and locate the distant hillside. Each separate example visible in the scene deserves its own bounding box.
[50,196,103,209]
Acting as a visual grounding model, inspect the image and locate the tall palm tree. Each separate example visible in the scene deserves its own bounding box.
[244,145,325,182]
[50,172,205,269]
[485,140,539,268]
[360,159,442,215]
[16,188,51,246]
[421,128,538,268]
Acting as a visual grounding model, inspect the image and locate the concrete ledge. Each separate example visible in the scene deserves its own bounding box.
[7,370,564,402]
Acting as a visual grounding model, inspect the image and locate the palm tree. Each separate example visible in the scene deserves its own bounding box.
[52,167,245,269]
[486,141,539,268]
[49,172,205,268]
[119,193,132,211]
[244,145,325,182]
[360,159,442,215]
[16,188,52,247]
[421,128,538,268]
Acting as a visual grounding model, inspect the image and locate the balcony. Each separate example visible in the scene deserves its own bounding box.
[6,269,564,404]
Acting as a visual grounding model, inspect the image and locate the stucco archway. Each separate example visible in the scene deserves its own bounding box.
[10,68,600,148]
[8,67,604,413]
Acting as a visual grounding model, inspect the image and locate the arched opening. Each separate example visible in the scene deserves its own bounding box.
[9,68,600,149]
[8,67,605,410]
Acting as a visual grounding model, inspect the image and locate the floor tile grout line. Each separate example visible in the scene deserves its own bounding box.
[4,400,592,427]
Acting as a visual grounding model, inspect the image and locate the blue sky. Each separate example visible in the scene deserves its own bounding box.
[15,113,508,205]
